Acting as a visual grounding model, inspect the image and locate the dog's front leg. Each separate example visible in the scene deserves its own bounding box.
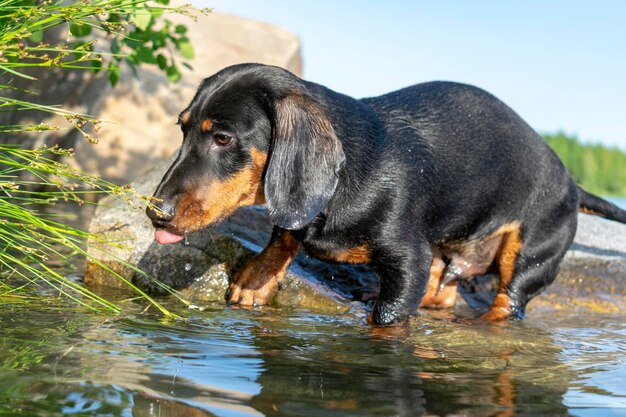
[369,240,432,325]
[226,227,300,306]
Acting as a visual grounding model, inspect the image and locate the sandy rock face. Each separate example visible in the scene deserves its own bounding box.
[73,12,302,185]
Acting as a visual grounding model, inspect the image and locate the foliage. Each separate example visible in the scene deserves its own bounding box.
[0,0,208,315]
[0,0,198,85]
[543,132,626,196]
[0,144,172,315]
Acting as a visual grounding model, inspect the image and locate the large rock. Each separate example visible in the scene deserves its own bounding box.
[86,155,626,316]
[85,156,362,315]
[1,10,302,187]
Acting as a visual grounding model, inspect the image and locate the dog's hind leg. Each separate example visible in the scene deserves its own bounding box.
[420,249,458,309]
[483,212,577,321]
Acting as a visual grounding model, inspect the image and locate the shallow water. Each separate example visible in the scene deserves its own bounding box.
[1,297,625,417]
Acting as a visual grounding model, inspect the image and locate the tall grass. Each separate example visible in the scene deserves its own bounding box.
[0,0,206,316]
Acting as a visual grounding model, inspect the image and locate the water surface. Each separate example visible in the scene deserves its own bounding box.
[1,297,624,416]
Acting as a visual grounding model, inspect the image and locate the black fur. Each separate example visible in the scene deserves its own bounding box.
[147,63,626,325]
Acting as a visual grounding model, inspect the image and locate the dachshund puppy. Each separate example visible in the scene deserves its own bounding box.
[147,63,626,325]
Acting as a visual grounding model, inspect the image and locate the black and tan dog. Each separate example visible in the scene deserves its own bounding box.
[146,63,626,325]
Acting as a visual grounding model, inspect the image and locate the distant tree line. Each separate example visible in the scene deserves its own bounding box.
[543,132,626,197]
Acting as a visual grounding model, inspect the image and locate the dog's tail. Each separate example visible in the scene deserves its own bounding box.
[578,186,626,223]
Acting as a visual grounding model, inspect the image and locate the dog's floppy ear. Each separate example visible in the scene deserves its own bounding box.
[264,93,345,230]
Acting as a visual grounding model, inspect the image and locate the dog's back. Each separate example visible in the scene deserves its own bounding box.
[359,81,576,242]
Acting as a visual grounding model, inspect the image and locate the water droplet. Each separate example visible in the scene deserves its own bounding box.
[184,263,192,271]
[184,233,190,245]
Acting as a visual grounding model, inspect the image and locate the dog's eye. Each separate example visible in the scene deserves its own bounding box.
[212,133,233,147]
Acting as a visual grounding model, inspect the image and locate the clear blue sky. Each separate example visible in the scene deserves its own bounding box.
[194,1,626,150]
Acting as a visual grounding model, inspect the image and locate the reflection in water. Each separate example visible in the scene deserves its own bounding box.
[0,303,624,416]
[245,312,572,417]
[133,393,218,417]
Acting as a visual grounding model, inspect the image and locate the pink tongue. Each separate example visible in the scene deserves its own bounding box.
[155,229,185,244]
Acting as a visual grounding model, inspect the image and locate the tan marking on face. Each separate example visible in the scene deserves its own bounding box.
[172,148,268,233]
[324,244,371,264]
[201,118,213,132]
[420,251,457,309]
[181,111,191,124]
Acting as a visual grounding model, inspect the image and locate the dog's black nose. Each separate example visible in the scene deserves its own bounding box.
[146,200,176,227]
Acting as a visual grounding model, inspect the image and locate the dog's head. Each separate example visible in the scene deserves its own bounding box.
[146,64,345,244]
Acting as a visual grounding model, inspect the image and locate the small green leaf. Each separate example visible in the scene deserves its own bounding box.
[108,62,120,86]
[178,38,194,60]
[136,46,156,64]
[166,65,181,83]
[70,23,92,37]
[132,11,151,31]
[111,39,120,55]
[109,71,118,86]
[91,57,103,73]
[157,54,167,70]
[175,24,187,34]
[123,37,142,49]
[131,29,150,42]
[150,30,167,48]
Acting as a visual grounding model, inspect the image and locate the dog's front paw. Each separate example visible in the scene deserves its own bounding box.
[226,259,283,306]
[369,299,410,325]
